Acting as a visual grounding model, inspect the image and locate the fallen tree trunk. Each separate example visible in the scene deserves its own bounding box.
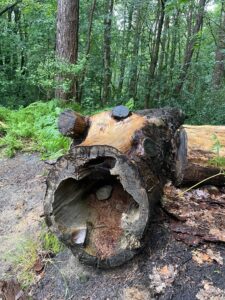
[44,107,225,268]
[44,107,184,268]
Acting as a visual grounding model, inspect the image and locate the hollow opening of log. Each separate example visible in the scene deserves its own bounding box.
[52,159,139,260]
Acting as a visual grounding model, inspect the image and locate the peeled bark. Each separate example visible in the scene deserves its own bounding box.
[44,107,184,268]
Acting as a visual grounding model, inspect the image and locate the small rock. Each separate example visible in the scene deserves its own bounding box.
[112,105,130,120]
[96,185,113,200]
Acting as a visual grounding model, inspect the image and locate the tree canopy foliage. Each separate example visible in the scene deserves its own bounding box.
[0,0,224,124]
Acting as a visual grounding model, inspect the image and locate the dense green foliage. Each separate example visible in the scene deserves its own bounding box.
[0,0,224,158]
[0,101,72,158]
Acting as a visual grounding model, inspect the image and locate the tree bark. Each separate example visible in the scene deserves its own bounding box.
[128,2,142,101]
[102,0,114,105]
[145,0,166,108]
[117,1,134,98]
[174,0,206,96]
[213,1,225,88]
[169,10,179,79]
[78,0,97,103]
[55,0,79,102]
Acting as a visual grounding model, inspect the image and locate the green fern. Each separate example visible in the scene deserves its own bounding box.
[0,100,74,159]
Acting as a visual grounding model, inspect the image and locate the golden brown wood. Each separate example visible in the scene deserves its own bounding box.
[80,110,146,153]
[183,125,225,185]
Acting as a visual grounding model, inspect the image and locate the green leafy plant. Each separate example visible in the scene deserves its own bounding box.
[125,98,135,110]
[41,229,64,254]
[0,100,74,159]
[209,134,225,168]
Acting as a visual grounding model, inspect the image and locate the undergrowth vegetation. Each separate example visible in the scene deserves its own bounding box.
[0,99,130,159]
[6,226,64,288]
[0,100,81,159]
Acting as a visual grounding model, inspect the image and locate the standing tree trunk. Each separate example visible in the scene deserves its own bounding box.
[55,0,79,102]
[213,1,225,88]
[102,0,114,105]
[144,0,166,108]
[169,10,179,80]
[174,0,206,96]
[117,1,134,98]
[78,0,97,103]
[128,2,142,101]
[158,15,170,74]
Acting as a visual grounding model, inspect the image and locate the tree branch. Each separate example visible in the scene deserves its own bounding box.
[0,0,22,17]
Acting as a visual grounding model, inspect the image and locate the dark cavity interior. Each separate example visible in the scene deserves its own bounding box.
[52,158,139,259]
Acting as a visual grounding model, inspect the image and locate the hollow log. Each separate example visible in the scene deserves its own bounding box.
[44,107,184,268]
[44,107,225,268]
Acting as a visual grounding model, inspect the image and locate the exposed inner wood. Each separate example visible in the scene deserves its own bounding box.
[52,160,139,260]
[80,111,146,153]
[185,125,225,164]
[183,125,225,185]
[85,181,137,259]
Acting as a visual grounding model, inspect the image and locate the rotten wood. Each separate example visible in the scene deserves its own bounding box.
[58,110,88,138]
[44,107,184,268]
[45,107,225,268]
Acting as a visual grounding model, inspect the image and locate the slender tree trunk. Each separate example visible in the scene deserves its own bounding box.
[145,0,166,108]
[117,2,134,98]
[158,15,170,74]
[55,0,79,102]
[174,0,206,96]
[128,2,142,101]
[213,1,225,88]
[169,10,179,79]
[102,0,114,105]
[78,0,97,103]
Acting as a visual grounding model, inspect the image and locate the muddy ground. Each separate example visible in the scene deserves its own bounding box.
[0,154,225,300]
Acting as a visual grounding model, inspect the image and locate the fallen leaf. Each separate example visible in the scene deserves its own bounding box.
[192,250,212,265]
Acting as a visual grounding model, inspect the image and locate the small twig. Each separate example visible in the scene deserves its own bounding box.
[179,170,224,196]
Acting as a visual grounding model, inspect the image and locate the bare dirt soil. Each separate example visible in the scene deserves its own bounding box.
[0,154,225,300]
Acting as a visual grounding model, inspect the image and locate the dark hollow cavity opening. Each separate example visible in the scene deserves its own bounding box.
[52,161,139,259]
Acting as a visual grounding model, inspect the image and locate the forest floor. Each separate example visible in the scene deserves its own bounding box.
[0,153,225,300]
